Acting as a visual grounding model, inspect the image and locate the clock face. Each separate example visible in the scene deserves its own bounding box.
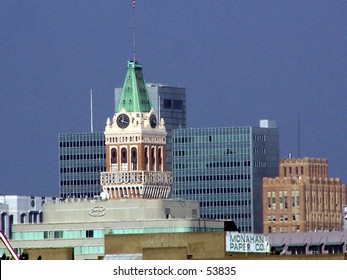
[116,114,130,129]
[149,114,157,128]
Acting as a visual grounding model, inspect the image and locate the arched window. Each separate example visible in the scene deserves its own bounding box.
[111,148,117,171]
[121,147,128,171]
[151,147,156,171]
[111,148,117,163]
[144,147,149,170]
[131,147,138,170]
[1,212,8,232]
[20,213,26,224]
[158,147,163,171]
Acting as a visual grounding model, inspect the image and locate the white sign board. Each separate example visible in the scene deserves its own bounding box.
[225,232,270,253]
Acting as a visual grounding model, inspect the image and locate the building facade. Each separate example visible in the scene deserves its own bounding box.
[171,120,279,233]
[7,198,224,260]
[263,157,346,234]
[59,132,106,198]
[0,195,54,248]
[115,83,186,170]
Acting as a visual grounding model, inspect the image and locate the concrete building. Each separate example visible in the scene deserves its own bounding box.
[171,120,279,233]
[59,132,106,198]
[115,83,186,171]
[104,230,347,260]
[8,198,224,260]
[0,195,54,256]
[263,157,346,234]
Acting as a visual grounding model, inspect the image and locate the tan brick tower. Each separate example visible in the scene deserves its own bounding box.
[263,157,346,233]
[100,61,172,199]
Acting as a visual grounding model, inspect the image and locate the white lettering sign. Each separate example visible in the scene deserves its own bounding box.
[225,232,270,253]
[101,171,172,186]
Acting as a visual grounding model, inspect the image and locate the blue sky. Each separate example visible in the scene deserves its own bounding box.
[1,0,346,197]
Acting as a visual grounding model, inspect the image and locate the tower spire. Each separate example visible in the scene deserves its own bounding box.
[117,61,152,113]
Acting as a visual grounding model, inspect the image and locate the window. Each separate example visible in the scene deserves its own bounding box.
[272,191,276,209]
[163,99,172,109]
[144,147,149,170]
[288,245,306,255]
[325,244,343,254]
[267,192,271,208]
[309,245,322,254]
[54,231,63,239]
[86,230,94,238]
[173,100,183,109]
[20,213,26,224]
[131,147,137,170]
[111,148,117,163]
[158,147,162,171]
[121,148,128,171]
[151,147,156,170]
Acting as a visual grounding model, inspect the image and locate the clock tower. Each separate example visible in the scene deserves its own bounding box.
[100,61,172,199]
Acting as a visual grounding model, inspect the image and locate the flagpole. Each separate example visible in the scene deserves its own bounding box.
[132,0,136,62]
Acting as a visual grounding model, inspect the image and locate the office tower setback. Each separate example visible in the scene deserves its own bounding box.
[59,132,106,198]
[171,120,279,233]
[263,157,346,233]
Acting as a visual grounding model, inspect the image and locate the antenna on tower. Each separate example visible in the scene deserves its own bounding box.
[158,94,161,121]
[132,0,136,61]
[297,113,301,158]
[90,89,94,133]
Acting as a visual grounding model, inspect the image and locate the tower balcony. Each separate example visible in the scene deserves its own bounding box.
[100,170,172,187]
[100,170,172,200]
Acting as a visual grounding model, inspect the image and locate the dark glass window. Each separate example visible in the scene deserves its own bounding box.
[173,100,183,109]
[163,99,172,108]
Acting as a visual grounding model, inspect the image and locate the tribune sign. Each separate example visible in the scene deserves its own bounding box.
[101,171,172,186]
[225,232,270,253]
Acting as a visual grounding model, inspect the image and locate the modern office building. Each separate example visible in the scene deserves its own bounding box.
[171,120,279,233]
[115,83,186,170]
[59,132,106,198]
[263,157,346,233]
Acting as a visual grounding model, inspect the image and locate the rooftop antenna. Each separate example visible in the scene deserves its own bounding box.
[132,0,136,61]
[90,89,94,133]
[297,113,301,158]
[158,94,161,121]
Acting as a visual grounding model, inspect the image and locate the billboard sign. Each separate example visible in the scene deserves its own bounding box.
[225,232,270,253]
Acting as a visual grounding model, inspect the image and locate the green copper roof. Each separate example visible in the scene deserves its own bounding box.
[116,61,152,113]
